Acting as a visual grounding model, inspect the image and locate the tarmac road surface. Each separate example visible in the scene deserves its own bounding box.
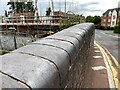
[95,30,120,64]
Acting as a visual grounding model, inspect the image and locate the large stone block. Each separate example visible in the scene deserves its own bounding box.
[1,53,60,88]
[12,44,70,84]
[33,37,80,63]
[0,73,28,89]
[44,35,80,53]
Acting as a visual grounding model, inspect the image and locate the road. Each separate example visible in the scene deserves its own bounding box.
[95,30,120,64]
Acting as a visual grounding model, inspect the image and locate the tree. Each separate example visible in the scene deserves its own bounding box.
[7,1,35,15]
[7,2,15,14]
[92,16,101,25]
[0,16,4,19]
[86,15,101,25]
[46,7,51,16]
[5,10,8,17]
[86,16,94,22]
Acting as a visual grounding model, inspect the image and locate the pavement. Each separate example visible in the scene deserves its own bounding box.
[82,41,120,90]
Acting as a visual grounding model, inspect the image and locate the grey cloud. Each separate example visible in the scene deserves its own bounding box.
[76,7,103,13]
[38,1,104,15]
[53,2,73,11]
[73,2,104,14]
[79,2,100,7]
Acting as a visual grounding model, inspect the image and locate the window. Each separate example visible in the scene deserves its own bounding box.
[109,11,111,16]
[112,21,115,25]
[119,11,120,16]
[103,19,106,22]
[102,24,105,26]
[113,15,116,19]
[108,19,111,22]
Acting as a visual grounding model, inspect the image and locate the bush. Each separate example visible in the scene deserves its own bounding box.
[95,25,105,29]
[59,16,79,30]
[114,26,120,34]
[114,18,120,34]
[95,25,114,30]
[0,50,10,55]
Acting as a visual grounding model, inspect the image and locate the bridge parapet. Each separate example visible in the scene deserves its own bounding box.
[0,23,95,89]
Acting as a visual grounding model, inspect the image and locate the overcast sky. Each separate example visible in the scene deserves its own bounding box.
[0,0,120,17]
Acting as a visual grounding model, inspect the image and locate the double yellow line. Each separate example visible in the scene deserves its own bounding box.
[95,41,120,90]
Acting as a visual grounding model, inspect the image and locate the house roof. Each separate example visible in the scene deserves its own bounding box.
[103,8,120,16]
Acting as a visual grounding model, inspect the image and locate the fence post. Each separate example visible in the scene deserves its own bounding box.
[13,34,17,49]
[0,38,3,50]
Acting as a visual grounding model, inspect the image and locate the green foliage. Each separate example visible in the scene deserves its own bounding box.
[46,7,51,16]
[31,35,38,42]
[7,1,35,15]
[59,19,71,30]
[70,16,78,22]
[47,31,54,35]
[0,16,4,19]
[86,15,101,25]
[95,25,114,30]
[19,42,25,46]
[0,50,10,55]
[114,26,120,34]
[86,16,94,22]
[92,16,101,25]
[114,18,120,34]
[60,16,78,30]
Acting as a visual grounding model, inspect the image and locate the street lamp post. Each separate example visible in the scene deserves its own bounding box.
[35,0,39,22]
[65,0,66,13]
[13,0,17,49]
[13,28,17,49]
[0,38,3,50]
[50,0,54,15]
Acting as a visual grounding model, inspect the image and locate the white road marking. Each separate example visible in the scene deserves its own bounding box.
[92,66,106,71]
[94,47,98,49]
[95,42,115,89]
[94,50,100,53]
[93,56,102,59]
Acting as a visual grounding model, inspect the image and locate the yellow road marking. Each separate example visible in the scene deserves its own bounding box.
[95,41,120,90]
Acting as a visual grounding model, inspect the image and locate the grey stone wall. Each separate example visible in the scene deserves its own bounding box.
[0,23,95,89]
[0,34,33,50]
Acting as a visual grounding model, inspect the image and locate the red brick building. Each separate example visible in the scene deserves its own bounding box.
[52,11,85,23]
[101,8,120,27]
[53,11,74,18]
[52,11,75,23]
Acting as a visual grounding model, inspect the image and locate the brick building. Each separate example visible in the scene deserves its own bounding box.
[53,11,85,23]
[101,8,120,27]
[51,11,75,23]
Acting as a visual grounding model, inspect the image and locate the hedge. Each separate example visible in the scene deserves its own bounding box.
[95,25,114,30]
[114,26,120,34]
